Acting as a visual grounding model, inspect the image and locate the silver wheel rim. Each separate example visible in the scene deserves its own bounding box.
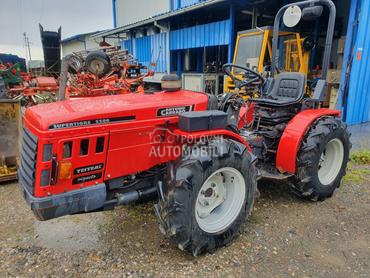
[89,60,105,74]
[195,167,246,234]
[318,138,344,186]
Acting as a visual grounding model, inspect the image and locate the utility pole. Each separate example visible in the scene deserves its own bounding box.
[23,33,28,61]
[23,32,32,61]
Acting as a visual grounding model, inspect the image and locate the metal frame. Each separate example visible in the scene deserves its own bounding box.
[271,0,336,80]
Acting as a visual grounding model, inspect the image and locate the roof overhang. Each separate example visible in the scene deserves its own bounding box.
[91,0,227,39]
[62,31,103,44]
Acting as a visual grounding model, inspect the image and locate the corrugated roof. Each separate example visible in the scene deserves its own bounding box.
[62,30,104,43]
[91,0,226,39]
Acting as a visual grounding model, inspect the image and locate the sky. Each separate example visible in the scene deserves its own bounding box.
[0,0,113,60]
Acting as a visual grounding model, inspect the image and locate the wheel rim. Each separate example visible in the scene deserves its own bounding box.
[88,60,105,74]
[195,167,246,234]
[318,138,344,186]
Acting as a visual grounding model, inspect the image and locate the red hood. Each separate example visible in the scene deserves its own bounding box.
[25,90,209,131]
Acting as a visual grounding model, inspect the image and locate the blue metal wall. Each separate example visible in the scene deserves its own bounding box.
[122,39,133,54]
[339,0,370,125]
[135,36,152,68]
[169,19,231,50]
[151,32,168,72]
[170,0,203,10]
[121,33,168,73]
[121,19,231,74]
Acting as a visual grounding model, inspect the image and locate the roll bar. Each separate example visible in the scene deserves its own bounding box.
[271,0,336,79]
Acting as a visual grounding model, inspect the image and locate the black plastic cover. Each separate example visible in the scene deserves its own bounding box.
[179,110,228,132]
[21,183,107,221]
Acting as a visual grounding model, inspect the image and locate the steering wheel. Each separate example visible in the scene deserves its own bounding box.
[223,63,265,90]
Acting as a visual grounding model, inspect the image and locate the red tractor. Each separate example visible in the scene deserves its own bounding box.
[19,0,350,256]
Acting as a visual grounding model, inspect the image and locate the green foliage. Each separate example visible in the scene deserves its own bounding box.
[350,150,370,165]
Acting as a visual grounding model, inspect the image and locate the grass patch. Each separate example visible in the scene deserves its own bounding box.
[350,150,370,165]
[343,163,370,184]
[343,171,366,184]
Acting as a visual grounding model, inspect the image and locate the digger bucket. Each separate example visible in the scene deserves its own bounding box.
[0,100,21,182]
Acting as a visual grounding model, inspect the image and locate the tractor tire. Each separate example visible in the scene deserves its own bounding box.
[293,117,351,201]
[155,139,256,256]
[85,51,111,77]
[64,54,83,74]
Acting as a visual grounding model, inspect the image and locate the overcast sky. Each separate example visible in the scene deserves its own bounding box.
[0,0,113,60]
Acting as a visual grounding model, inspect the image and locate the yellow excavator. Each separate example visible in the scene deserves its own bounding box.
[225,26,313,98]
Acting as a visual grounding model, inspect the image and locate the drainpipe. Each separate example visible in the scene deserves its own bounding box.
[112,0,117,28]
[154,21,171,74]
[228,4,235,63]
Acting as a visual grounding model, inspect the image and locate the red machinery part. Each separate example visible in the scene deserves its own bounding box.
[238,103,255,128]
[275,108,341,174]
[35,77,58,87]
[66,61,154,98]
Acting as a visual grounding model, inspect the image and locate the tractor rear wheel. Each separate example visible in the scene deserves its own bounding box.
[155,139,256,256]
[293,117,351,201]
[85,51,111,77]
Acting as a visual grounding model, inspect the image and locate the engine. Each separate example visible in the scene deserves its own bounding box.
[244,103,301,164]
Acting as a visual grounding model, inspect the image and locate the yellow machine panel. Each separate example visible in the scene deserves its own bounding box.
[225,26,311,98]
[0,100,21,182]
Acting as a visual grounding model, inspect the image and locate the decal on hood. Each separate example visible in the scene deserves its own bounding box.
[157,106,193,117]
[74,163,104,175]
[49,116,135,130]
[72,173,102,185]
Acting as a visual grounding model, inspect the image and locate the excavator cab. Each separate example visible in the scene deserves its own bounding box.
[225,26,312,99]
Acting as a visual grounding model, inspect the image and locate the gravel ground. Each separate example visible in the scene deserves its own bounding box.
[0,162,369,277]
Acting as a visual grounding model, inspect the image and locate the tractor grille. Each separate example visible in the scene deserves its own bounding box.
[19,128,38,194]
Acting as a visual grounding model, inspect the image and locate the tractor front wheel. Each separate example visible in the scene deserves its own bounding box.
[155,139,256,256]
[294,117,351,201]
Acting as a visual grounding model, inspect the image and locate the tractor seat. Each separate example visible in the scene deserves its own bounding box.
[252,72,306,107]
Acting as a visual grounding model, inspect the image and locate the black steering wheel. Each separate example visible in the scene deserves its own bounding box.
[223,63,265,90]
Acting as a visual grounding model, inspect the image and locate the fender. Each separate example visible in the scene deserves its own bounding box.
[174,129,252,152]
[276,109,341,174]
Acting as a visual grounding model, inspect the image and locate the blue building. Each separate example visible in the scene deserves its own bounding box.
[92,0,370,125]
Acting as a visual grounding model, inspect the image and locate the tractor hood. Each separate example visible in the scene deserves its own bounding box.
[25,90,209,131]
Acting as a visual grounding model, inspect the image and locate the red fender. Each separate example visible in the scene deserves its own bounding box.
[174,129,252,152]
[276,109,341,174]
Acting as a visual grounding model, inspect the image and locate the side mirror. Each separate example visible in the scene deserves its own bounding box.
[283,6,302,27]
[302,6,323,20]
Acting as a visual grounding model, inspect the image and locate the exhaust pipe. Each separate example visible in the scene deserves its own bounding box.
[104,186,158,207]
